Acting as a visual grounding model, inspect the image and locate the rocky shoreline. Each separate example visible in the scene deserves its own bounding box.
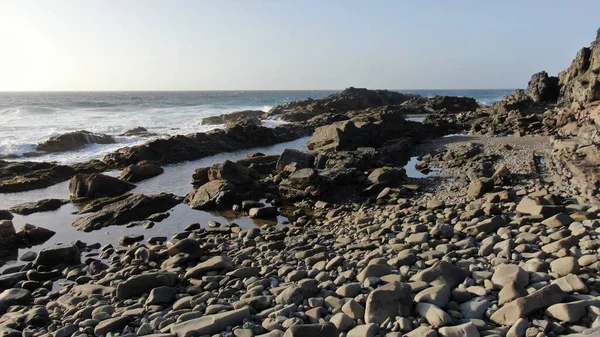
[1,28,600,337]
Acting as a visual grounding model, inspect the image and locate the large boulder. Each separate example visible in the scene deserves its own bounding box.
[276,149,315,172]
[367,167,406,186]
[527,71,560,102]
[279,168,323,200]
[36,130,115,153]
[119,161,164,182]
[0,160,76,193]
[365,282,412,325]
[116,272,178,300]
[308,120,360,152]
[426,96,479,112]
[15,224,56,245]
[171,307,251,337]
[208,160,258,186]
[69,173,136,200]
[34,245,80,267]
[186,180,237,210]
[72,193,181,231]
[410,261,469,288]
[490,283,566,325]
[0,220,17,250]
[559,28,600,106]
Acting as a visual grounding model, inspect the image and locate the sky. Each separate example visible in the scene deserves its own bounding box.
[0,0,599,91]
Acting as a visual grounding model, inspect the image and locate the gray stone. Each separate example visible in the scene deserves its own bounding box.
[416,302,452,328]
[171,307,251,337]
[116,272,177,300]
[414,285,452,308]
[550,256,580,277]
[282,322,338,337]
[146,286,177,305]
[34,245,80,267]
[438,322,480,337]
[365,282,412,325]
[410,261,468,288]
[347,323,379,337]
[492,264,528,288]
[94,317,131,336]
[185,256,234,279]
[490,283,566,325]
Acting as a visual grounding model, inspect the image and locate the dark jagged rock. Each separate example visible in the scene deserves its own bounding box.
[208,160,259,186]
[0,161,74,193]
[71,193,182,232]
[36,130,115,153]
[8,199,69,215]
[527,71,560,102]
[0,160,107,194]
[69,173,136,200]
[186,181,238,210]
[276,149,315,173]
[402,95,479,112]
[15,224,56,245]
[103,123,311,168]
[0,210,13,220]
[201,110,265,125]
[119,161,164,182]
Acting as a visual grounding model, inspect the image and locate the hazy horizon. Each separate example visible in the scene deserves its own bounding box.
[1,0,599,91]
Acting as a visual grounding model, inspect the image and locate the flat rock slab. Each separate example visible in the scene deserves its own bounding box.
[171,307,251,337]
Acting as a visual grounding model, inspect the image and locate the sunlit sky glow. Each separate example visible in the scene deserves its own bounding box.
[0,0,599,91]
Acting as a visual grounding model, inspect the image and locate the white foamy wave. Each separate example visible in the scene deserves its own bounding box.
[262,119,289,128]
[0,140,36,158]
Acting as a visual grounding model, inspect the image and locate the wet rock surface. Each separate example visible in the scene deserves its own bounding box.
[35,130,116,153]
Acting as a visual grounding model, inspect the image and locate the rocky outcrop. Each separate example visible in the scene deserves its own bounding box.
[208,160,259,186]
[8,199,69,215]
[36,130,115,153]
[201,110,265,125]
[103,123,311,168]
[69,173,136,200]
[527,71,560,102]
[0,220,56,258]
[0,160,106,194]
[186,160,263,210]
[72,193,181,231]
[559,28,600,106]
[554,138,600,197]
[267,87,417,121]
[307,106,427,152]
[119,161,164,182]
[402,95,479,112]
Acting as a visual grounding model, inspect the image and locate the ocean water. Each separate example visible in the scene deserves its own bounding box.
[0,89,513,164]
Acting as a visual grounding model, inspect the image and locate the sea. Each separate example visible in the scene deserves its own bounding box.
[0,89,514,164]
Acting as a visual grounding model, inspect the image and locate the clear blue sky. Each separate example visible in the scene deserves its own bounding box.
[0,0,598,91]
